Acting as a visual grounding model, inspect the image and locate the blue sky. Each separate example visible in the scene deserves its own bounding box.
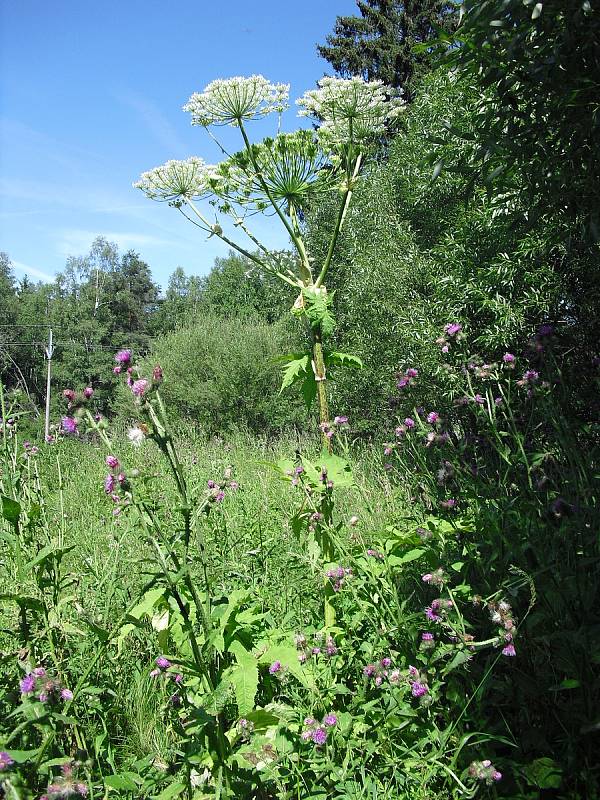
[0,0,354,290]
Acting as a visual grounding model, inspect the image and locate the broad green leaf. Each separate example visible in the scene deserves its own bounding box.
[104,773,141,791]
[244,709,280,730]
[128,588,165,620]
[299,450,354,491]
[301,373,318,410]
[326,351,363,370]
[228,642,259,715]
[259,644,314,689]
[153,781,186,800]
[388,548,426,566]
[1,495,20,525]
[4,749,38,763]
[302,288,336,338]
[279,355,309,392]
[523,757,562,789]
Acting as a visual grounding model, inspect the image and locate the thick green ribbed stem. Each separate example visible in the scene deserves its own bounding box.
[312,323,336,627]
[312,327,331,454]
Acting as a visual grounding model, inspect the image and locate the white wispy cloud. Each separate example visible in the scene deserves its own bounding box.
[116,90,190,158]
[11,259,55,283]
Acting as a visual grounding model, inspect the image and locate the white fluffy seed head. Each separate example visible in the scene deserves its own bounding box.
[183,75,289,127]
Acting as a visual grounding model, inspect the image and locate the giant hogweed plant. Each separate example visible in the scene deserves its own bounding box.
[134,75,404,629]
[0,79,510,800]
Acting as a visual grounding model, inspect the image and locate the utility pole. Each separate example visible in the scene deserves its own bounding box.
[44,328,54,442]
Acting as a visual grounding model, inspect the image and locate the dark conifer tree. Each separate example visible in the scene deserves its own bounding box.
[317,0,456,98]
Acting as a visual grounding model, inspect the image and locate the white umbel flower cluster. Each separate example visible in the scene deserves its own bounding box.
[133,157,217,202]
[184,76,289,127]
[296,76,405,148]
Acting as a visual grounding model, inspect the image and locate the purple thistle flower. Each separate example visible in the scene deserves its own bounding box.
[502,644,516,657]
[20,674,35,694]
[156,656,171,669]
[104,474,115,494]
[149,668,160,678]
[311,727,327,745]
[115,349,132,364]
[440,498,457,509]
[404,417,415,428]
[83,387,94,399]
[405,368,418,378]
[397,377,409,389]
[426,412,439,424]
[323,713,337,727]
[421,573,433,583]
[444,322,462,336]
[61,688,73,701]
[422,632,434,641]
[380,657,391,668]
[0,751,14,770]
[411,681,429,697]
[131,379,149,397]
[61,416,78,435]
[425,607,442,622]
[334,415,348,425]
[106,455,119,469]
[269,661,282,674]
[502,353,515,363]
[474,394,485,405]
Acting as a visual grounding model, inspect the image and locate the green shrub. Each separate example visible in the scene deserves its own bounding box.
[127,314,307,435]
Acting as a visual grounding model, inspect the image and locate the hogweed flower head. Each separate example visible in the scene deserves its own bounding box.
[134,157,217,203]
[184,75,289,127]
[297,76,404,150]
